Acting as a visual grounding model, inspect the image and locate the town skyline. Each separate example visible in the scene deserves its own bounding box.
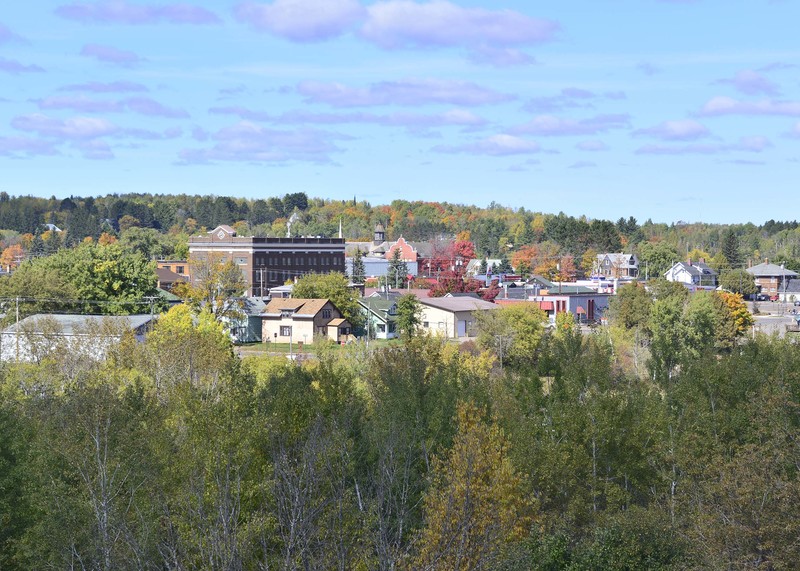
[1,1,799,224]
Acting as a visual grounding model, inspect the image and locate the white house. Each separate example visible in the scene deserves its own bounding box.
[664,260,718,290]
[0,314,155,363]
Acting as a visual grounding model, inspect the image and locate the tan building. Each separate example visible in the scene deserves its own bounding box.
[189,225,346,297]
[261,298,352,345]
[418,296,498,338]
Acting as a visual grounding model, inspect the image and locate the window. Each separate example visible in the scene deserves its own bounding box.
[322,309,331,319]
[176,266,184,274]
[280,326,292,337]
[378,324,386,333]
[423,321,429,328]
[281,309,294,318]
[235,257,247,265]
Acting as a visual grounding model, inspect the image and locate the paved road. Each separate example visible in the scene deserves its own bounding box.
[749,301,800,338]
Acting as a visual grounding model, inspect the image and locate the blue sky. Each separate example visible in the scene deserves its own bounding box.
[1,1,799,224]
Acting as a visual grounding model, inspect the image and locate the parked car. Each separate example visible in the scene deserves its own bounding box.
[755,294,770,301]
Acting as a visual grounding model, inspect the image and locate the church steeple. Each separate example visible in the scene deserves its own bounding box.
[374,222,385,244]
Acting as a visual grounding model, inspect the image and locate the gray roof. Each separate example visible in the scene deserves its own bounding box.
[419,296,497,312]
[746,262,799,278]
[667,261,718,277]
[3,314,154,335]
[784,278,800,294]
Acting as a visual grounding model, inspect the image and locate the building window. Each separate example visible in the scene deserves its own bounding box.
[235,257,247,265]
[378,324,386,333]
[322,309,331,319]
[281,309,294,318]
[176,266,184,274]
[423,321,429,328]
[280,326,292,337]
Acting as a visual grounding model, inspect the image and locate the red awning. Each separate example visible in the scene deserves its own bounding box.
[539,301,554,311]
[576,306,586,314]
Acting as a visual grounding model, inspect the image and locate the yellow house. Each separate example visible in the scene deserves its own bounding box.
[261,298,352,345]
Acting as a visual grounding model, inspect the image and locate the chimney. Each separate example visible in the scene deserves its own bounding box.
[688,258,692,266]
[699,257,705,264]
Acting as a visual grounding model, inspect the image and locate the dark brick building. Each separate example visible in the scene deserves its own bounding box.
[188,225,346,297]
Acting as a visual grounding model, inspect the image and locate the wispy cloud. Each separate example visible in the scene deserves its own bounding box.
[295,79,514,107]
[59,80,148,92]
[234,0,364,41]
[125,97,189,118]
[568,160,596,169]
[576,140,608,151]
[361,0,558,49]
[636,61,661,76]
[56,1,221,25]
[757,61,796,72]
[636,136,771,155]
[698,96,800,117]
[784,121,800,139]
[80,43,143,66]
[11,113,118,139]
[0,56,44,74]
[634,119,711,141]
[0,22,24,44]
[511,114,629,136]
[524,88,625,113]
[713,69,779,96]
[210,105,486,130]
[37,95,189,118]
[0,136,59,157]
[467,45,537,67]
[179,121,345,164]
[434,134,541,156]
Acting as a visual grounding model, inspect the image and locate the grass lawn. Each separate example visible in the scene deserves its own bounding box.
[236,337,402,356]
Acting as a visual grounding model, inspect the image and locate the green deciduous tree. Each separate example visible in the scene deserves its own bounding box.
[395,293,423,339]
[292,271,364,329]
[718,267,757,295]
[411,402,529,570]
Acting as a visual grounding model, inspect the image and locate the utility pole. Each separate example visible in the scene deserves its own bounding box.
[15,296,19,363]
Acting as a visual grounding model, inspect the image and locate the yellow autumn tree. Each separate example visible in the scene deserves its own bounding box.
[718,291,754,336]
[409,402,530,571]
[0,243,24,271]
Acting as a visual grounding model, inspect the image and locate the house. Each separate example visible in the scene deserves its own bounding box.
[229,298,267,344]
[781,279,800,303]
[417,296,498,338]
[345,224,420,279]
[156,260,189,279]
[495,282,611,323]
[664,259,718,289]
[261,298,352,345]
[358,297,398,339]
[0,314,155,362]
[594,253,639,278]
[268,284,294,299]
[155,267,187,291]
[746,261,798,299]
[189,225,346,297]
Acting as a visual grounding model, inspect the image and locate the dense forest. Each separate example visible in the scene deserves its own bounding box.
[0,192,799,279]
[0,291,798,569]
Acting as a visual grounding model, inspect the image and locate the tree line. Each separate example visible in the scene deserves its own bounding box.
[1,191,799,275]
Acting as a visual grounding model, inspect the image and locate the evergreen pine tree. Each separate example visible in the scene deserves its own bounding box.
[350,248,366,284]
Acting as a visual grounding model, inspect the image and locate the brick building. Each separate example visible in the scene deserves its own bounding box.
[188,225,346,297]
